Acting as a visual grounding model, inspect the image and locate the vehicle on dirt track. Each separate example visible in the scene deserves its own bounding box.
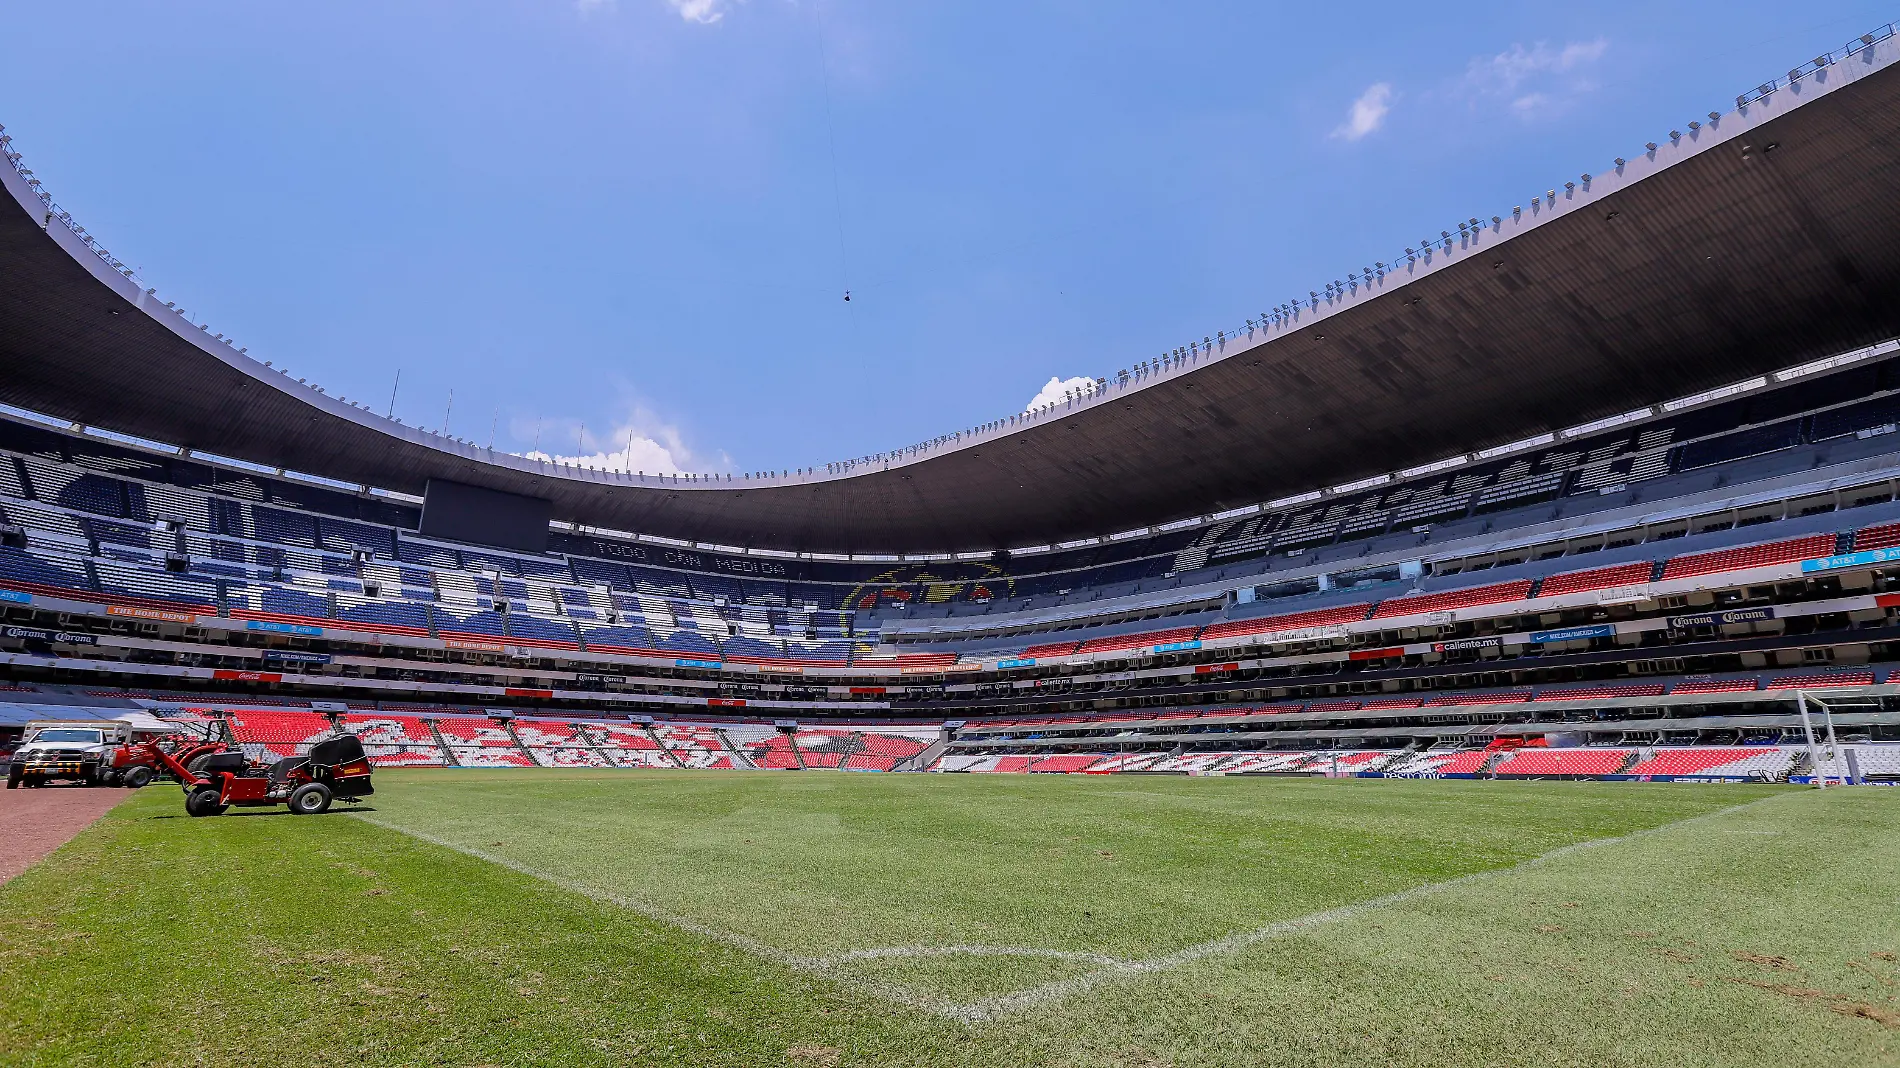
[144,732,375,817]
[6,722,118,788]
[5,718,200,789]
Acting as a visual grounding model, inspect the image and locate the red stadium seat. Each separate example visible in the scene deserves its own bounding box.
[1532,684,1667,701]
[1854,522,1900,551]
[1669,677,1761,695]
[1021,641,1081,657]
[1075,625,1201,655]
[1371,580,1533,619]
[1425,690,1531,707]
[1764,670,1875,690]
[1535,561,1654,598]
[1490,749,1633,776]
[1658,534,1836,581]
[1199,603,1372,641]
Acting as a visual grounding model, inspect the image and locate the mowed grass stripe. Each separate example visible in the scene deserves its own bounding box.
[356,771,1776,969]
[950,789,1797,1021]
[0,788,1006,1068]
[5,776,1894,1067]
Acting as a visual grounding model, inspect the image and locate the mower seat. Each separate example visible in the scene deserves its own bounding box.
[196,751,247,779]
[267,756,308,784]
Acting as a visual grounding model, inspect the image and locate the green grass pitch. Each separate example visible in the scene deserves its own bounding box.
[3,770,1897,1066]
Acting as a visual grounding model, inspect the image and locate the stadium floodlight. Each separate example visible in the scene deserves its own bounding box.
[1709,111,1721,121]
[1646,141,1658,151]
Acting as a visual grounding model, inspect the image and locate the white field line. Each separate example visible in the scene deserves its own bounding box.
[946,792,1793,1022]
[355,791,1792,1024]
[350,814,959,1014]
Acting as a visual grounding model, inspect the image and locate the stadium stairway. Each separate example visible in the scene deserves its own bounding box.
[424,718,461,767]
[502,719,543,767]
[714,727,758,769]
[646,724,690,768]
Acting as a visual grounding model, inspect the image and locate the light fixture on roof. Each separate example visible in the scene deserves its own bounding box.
[1646,141,1658,151]
[1708,111,1721,121]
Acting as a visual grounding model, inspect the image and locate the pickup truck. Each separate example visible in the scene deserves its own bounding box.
[6,723,117,788]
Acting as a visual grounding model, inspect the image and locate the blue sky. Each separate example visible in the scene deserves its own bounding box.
[3,2,1891,475]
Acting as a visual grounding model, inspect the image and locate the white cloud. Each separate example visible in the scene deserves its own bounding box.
[515,406,711,476]
[1331,83,1393,142]
[1024,375,1095,413]
[1464,39,1607,119]
[1510,92,1552,117]
[666,0,729,23]
[575,0,615,13]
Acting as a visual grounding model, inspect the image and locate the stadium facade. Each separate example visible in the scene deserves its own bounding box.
[4,26,1900,782]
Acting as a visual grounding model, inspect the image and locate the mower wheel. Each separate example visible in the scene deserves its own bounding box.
[98,768,121,788]
[122,765,155,789]
[185,786,228,817]
[288,782,333,815]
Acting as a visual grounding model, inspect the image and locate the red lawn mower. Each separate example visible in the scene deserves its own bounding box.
[140,734,375,817]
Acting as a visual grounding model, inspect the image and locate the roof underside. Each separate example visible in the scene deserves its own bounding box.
[6,49,1900,553]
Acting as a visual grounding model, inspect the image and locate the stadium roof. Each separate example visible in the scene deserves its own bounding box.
[7,31,1900,554]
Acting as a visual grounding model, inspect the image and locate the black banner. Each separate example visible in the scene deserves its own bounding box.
[3,626,98,646]
[1668,607,1776,629]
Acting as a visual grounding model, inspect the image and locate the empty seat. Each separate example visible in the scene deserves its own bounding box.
[1371,580,1533,619]
[1535,561,1654,598]
[1659,534,1836,581]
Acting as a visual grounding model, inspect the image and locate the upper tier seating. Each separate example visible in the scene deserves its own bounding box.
[1659,533,1837,581]
[1371,580,1534,619]
[1763,670,1876,690]
[1853,521,1900,552]
[1533,684,1668,701]
[1074,626,1200,655]
[1535,562,1655,598]
[1021,641,1081,658]
[1199,603,1372,641]
[1669,677,1762,695]
[1426,690,1530,707]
